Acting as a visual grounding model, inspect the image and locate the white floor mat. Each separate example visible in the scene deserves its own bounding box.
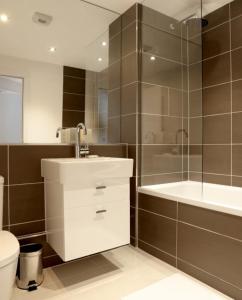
[123,273,231,300]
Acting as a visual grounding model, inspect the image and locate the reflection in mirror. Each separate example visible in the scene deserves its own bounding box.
[0,76,23,143]
[0,0,120,144]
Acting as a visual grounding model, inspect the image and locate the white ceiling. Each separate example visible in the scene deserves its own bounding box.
[87,0,233,18]
[0,0,233,72]
[0,0,117,71]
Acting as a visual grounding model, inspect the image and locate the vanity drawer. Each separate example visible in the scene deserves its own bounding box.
[64,199,130,260]
[64,182,130,208]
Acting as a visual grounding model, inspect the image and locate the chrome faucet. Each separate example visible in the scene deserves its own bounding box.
[75,123,89,158]
[56,127,64,138]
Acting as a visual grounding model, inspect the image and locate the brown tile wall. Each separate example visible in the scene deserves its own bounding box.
[108,17,122,143]
[63,66,86,128]
[138,192,242,299]
[0,144,127,268]
[115,4,142,246]
[189,0,242,186]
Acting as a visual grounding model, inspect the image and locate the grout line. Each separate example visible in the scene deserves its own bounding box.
[202,19,229,34]
[7,145,10,227]
[142,172,184,177]
[142,51,186,66]
[63,75,86,80]
[189,45,242,68]
[187,26,191,181]
[138,207,177,222]
[141,81,186,92]
[17,231,47,240]
[179,220,242,243]
[176,200,178,268]
[7,182,44,187]
[10,219,45,227]
[63,109,85,113]
[138,238,177,260]
[177,258,242,291]
[229,5,233,186]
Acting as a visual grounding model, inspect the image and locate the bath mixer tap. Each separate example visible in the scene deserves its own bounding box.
[176,129,188,144]
[75,123,89,158]
[56,127,64,138]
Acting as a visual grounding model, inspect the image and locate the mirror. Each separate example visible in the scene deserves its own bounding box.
[0,0,120,144]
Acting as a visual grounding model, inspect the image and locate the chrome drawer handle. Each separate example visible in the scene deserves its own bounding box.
[96,209,107,214]
[96,186,106,190]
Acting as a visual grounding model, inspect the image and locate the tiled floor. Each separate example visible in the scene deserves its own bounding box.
[12,246,232,300]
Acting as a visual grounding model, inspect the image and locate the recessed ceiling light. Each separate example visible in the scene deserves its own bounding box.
[102,41,107,46]
[49,47,56,53]
[98,57,103,62]
[150,56,156,61]
[0,14,9,23]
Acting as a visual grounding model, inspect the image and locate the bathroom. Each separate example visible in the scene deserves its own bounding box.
[0,0,242,299]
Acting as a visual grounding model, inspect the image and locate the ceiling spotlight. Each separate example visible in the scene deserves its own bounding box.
[98,57,103,62]
[0,14,9,23]
[102,41,107,46]
[49,47,56,53]
[150,56,156,61]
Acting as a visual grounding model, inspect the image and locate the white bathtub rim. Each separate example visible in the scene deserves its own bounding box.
[138,181,242,217]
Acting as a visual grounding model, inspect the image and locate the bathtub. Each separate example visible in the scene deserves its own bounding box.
[138,181,242,217]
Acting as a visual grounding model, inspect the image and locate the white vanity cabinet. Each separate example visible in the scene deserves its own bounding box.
[41,157,133,261]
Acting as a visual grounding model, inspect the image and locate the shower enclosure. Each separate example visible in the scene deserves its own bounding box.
[140,0,203,190]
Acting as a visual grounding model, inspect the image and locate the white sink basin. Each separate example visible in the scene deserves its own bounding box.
[41,157,133,184]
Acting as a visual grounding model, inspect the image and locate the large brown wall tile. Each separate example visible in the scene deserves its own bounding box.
[232,48,242,80]
[203,4,229,32]
[89,144,127,158]
[203,173,230,185]
[63,93,85,111]
[141,84,168,115]
[142,54,182,89]
[122,53,138,86]
[63,110,85,128]
[141,173,183,186]
[142,24,182,63]
[233,112,242,143]
[203,83,231,115]
[232,145,242,176]
[63,66,85,78]
[232,80,242,112]
[202,22,229,59]
[142,145,183,175]
[139,193,177,219]
[109,33,121,65]
[203,114,231,144]
[230,0,242,19]
[139,240,176,267]
[138,209,176,256]
[10,220,45,237]
[122,22,137,56]
[9,145,74,184]
[178,260,242,300]
[9,183,44,224]
[63,76,86,94]
[179,203,242,241]
[203,145,231,175]
[178,222,242,289]
[203,53,230,87]
[231,15,242,49]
